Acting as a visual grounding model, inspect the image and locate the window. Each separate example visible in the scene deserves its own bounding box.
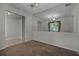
[48,21,61,32]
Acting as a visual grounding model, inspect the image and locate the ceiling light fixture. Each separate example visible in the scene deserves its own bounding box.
[7,12,11,15]
[26,3,39,7]
[65,3,71,7]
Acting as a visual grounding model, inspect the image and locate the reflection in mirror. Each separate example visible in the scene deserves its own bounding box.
[37,4,74,33]
[37,15,73,33]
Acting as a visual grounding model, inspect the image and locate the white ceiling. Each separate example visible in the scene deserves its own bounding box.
[34,3,74,20]
[9,3,74,20]
[9,3,62,14]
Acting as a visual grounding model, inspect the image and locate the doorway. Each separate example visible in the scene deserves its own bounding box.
[5,11,25,46]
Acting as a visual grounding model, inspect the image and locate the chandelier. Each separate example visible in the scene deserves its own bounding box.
[26,3,39,7]
[50,16,56,22]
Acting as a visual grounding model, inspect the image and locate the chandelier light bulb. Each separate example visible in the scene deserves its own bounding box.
[26,3,38,7]
[35,3,38,7]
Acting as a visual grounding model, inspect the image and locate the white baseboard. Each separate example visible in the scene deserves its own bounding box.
[0,39,30,50]
[33,39,79,54]
[1,39,79,54]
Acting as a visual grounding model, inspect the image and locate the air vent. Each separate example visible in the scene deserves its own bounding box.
[65,3,71,7]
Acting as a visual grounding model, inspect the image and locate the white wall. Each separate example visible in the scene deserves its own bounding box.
[72,4,79,54]
[5,12,22,40]
[25,15,40,40]
[73,4,79,33]
[37,16,73,32]
[33,31,79,53]
[0,4,5,49]
[72,4,77,33]
[58,16,73,32]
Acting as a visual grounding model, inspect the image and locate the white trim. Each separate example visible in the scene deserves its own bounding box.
[0,39,29,50]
